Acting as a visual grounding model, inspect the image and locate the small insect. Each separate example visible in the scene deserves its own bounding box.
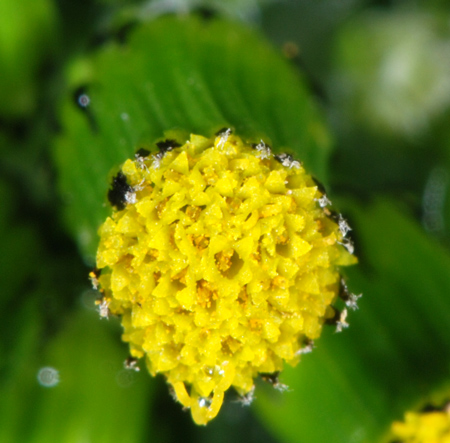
[124,357,140,372]
[134,148,150,170]
[108,172,133,210]
[260,371,279,385]
[275,153,301,169]
[317,194,332,208]
[96,298,110,319]
[89,268,101,290]
[236,385,255,406]
[338,214,351,237]
[215,127,232,136]
[311,177,332,207]
[168,385,179,403]
[156,139,181,155]
[339,278,362,310]
[338,237,355,255]
[336,308,349,333]
[296,339,315,355]
[215,128,232,148]
[253,140,272,160]
[326,307,349,333]
[260,372,289,391]
[325,209,354,249]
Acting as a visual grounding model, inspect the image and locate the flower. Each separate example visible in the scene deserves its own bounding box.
[94,131,357,424]
[391,407,450,442]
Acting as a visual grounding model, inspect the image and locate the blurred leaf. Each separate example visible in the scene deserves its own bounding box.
[0,172,47,373]
[0,297,44,443]
[0,130,144,442]
[0,176,40,304]
[260,0,359,84]
[53,15,330,260]
[0,307,154,443]
[330,9,450,138]
[0,0,57,117]
[255,199,450,443]
[108,0,275,22]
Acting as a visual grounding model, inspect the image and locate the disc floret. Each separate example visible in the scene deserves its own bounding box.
[95,131,357,424]
[391,405,450,442]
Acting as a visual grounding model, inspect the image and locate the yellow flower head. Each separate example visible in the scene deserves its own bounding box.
[95,131,357,424]
[391,407,450,443]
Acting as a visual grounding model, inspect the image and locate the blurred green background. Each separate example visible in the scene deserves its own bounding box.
[2,1,450,442]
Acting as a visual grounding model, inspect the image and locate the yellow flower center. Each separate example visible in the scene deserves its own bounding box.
[95,132,356,424]
[391,408,450,442]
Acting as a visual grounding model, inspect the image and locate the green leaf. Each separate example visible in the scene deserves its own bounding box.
[0,297,44,443]
[53,15,330,259]
[12,308,154,443]
[0,128,154,442]
[0,0,56,117]
[255,199,450,443]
